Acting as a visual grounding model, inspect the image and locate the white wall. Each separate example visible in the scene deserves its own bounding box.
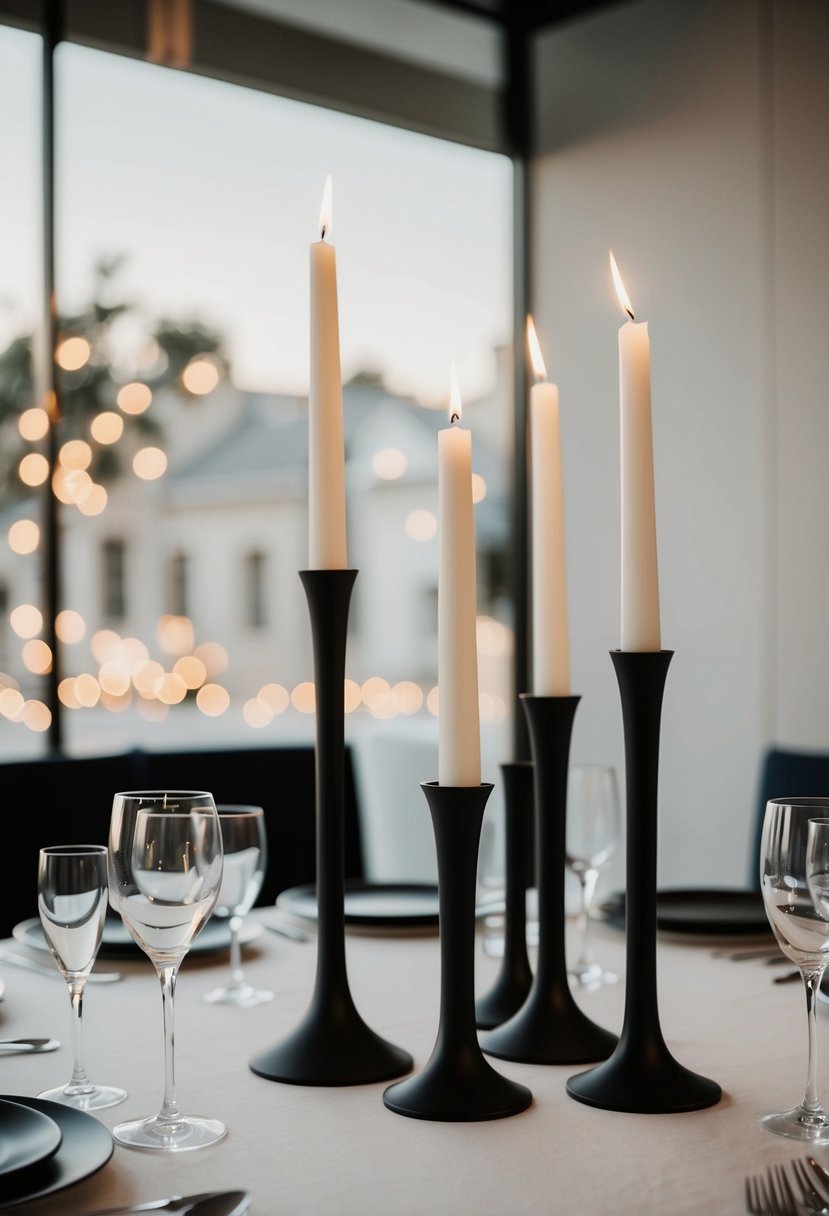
[770,0,829,747]
[532,0,829,889]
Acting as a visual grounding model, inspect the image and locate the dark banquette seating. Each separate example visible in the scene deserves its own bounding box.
[5,745,364,938]
[749,746,829,890]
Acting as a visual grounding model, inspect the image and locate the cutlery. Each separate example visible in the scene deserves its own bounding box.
[747,1172,772,1215]
[806,1159,829,1191]
[263,918,312,942]
[713,947,781,961]
[746,1168,805,1216]
[81,1191,251,1215]
[0,1037,60,1054]
[767,1162,810,1215]
[0,947,122,983]
[791,1158,829,1215]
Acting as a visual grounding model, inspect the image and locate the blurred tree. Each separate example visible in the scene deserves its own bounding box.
[0,255,229,498]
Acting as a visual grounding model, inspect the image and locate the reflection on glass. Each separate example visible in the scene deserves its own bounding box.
[760,797,829,1142]
[204,805,272,1008]
[566,765,620,988]
[37,844,127,1110]
[109,790,225,1151]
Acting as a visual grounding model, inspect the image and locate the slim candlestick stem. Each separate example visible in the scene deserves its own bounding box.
[566,651,721,1112]
[482,696,616,1064]
[383,782,531,1122]
[250,570,412,1086]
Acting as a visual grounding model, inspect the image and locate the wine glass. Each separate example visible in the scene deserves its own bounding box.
[203,805,272,1007]
[37,844,127,1110]
[565,764,620,988]
[759,796,829,1142]
[108,791,225,1151]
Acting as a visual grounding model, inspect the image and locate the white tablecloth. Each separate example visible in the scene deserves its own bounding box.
[0,910,820,1215]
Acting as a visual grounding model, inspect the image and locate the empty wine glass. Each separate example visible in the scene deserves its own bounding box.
[37,844,127,1110]
[566,764,620,988]
[109,791,225,1151]
[204,805,272,1008]
[760,796,829,1142]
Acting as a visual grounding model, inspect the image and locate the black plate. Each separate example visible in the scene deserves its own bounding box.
[0,1100,62,1179]
[276,881,439,930]
[0,1095,112,1210]
[598,887,771,936]
[13,915,263,959]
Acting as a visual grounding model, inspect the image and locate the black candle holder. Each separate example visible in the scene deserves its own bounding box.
[383,782,532,1122]
[482,696,617,1065]
[566,651,721,1113]
[475,761,534,1030]
[250,570,413,1087]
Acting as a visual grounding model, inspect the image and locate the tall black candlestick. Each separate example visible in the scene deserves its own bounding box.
[567,651,721,1112]
[250,570,412,1086]
[482,695,616,1064]
[383,781,532,1122]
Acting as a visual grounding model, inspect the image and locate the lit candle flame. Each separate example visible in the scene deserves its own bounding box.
[609,250,635,320]
[449,363,462,425]
[319,174,333,241]
[526,315,547,381]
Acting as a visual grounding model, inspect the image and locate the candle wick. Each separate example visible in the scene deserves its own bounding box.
[449,411,460,425]
[320,225,327,242]
[625,306,635,321]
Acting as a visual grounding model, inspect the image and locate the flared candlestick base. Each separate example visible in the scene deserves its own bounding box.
[483,984,618,1066]
[250,998,412,1087]
[566,1035,721,1114]
[383,1044,531,1123]
[384,782,532,1122]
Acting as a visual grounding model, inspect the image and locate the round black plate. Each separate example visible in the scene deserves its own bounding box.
[0,1094,112,1210]
[13,915,263,959]
[0,1100,62,1179]
[276,881,439,930]
[598,887,771,936]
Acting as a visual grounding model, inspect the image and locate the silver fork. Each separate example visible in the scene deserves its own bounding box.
[791,1158,829,1215]
[747,1173,771,1215]
[767,1162,808,1215]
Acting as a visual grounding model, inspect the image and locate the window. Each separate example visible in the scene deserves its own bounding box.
[0,26,510,753]
[169,552,188,618]
[101,539,127,622]
[244,551,267,630]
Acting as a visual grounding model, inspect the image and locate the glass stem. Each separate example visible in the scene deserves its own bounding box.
[158,962,182,1123]
[574,870,599,970]
[802,969,825,1114]
[66,978,93,1094]
[229,916,244,990]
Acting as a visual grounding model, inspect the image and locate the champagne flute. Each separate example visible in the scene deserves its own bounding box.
[37,844,127,1110]
[565,764,620,987]
[204,805,272,1007]
[760,796,829,1142]
[108,791,224,1151]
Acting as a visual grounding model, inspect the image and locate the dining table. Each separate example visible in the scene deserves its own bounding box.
[0,905,821,1215]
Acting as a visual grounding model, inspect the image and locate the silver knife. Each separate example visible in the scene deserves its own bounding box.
[80,1191,251,1216]
[0,947,122,983]
[0,1038,60,1054]
[263,918,311,942]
